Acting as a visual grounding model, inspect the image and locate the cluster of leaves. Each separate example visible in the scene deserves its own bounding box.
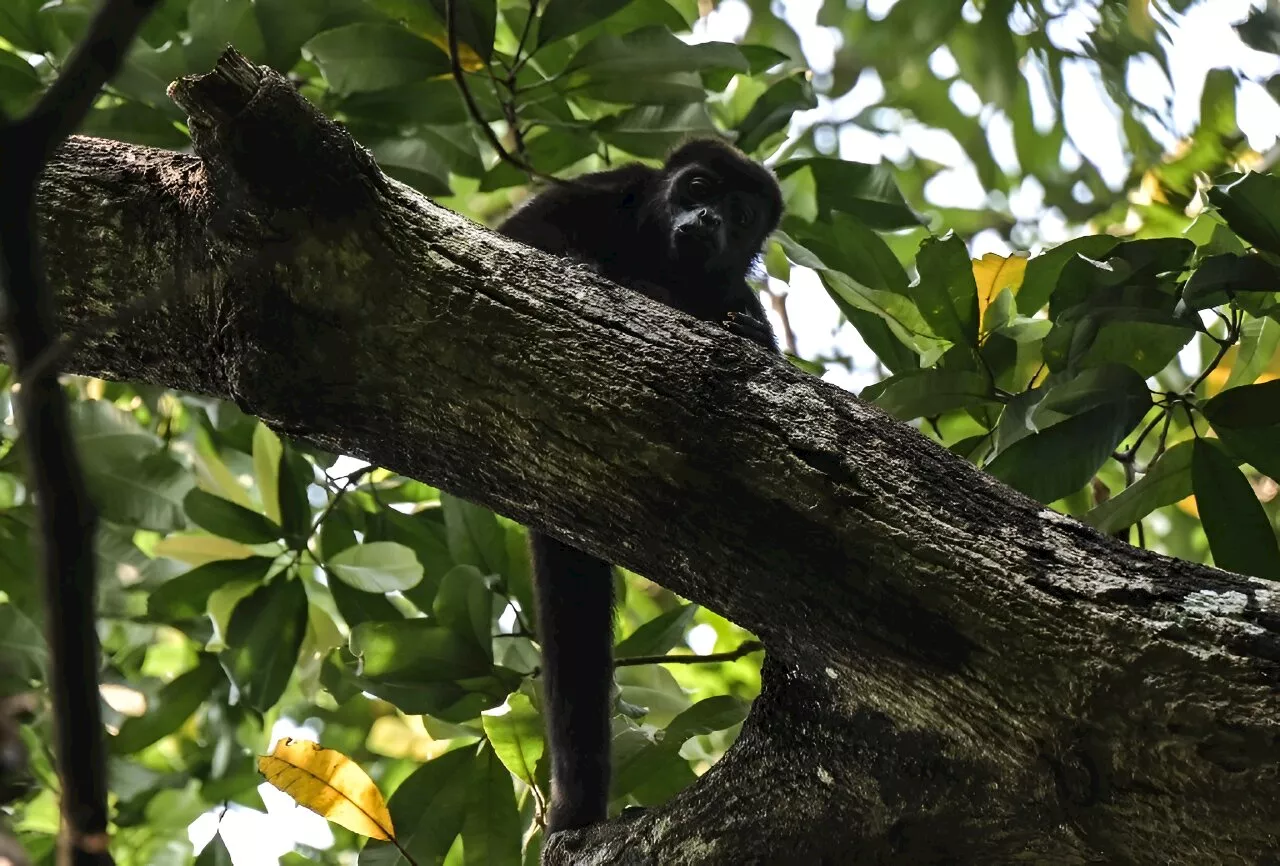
[0,384,757,864]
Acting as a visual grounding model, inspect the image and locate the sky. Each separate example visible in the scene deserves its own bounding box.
[191,0,1279,861]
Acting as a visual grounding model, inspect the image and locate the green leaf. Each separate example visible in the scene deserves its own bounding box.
[442,493,508,576]
[360,747,472,864]
[615,604,697,658]
[1202,380,1280,428]
[1042,306,1197,378]
[561,28,747,104]
[219,576,308,712]
[186,0,266,72]
[1216,425,1280,483]
[0,47,43,116]
[1016,235,1120,316]
[252,423,283,525]
[733,73,816,154]
[149,556,276,622]
[0,602,45,690]
[368,136,453,197]
[72,400,193,531]
[914,233,980,348]
[328,542,424,593]
[538,0,633,47]
[1210,172,1280,256]
[481,693,544,787]
[480,127,596,191]
[350,619,491,681]
[663,695,750,746]
[195,833,234,866]
[774,157,920,230]
[1191,439,1280,579]
[1180,253,1280,310]
[328,576,403,628]
[987,366,1152,503]
[461,745,521,866]
[1084,441,1194,535]
[277,449,314,547]
[366,509,452,611]
[426,0,496,61]
[596,104,717,159]
[112,655,223,754]
[0,0,47,52]
[304,23,451,94]
[434,565,493,655]
[184,489,282,545]
[860,369,994,420]
[1225,315,1280,390]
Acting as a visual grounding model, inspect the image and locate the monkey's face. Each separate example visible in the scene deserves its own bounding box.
[665,167,770,271]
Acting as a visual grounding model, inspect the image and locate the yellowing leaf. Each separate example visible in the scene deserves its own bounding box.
[152,534,256,566]
[418,26,485,72]
[258,738,395,840]
[972,252,1028,318]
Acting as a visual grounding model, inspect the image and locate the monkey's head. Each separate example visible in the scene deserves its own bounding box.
[655,139,783,275]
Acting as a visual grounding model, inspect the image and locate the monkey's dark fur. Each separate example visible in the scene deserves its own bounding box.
[497,138,782,833]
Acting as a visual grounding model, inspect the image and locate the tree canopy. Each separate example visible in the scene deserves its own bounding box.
[0,1,1278,864]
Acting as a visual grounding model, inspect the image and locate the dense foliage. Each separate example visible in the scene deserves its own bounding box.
[1,0,1278,862]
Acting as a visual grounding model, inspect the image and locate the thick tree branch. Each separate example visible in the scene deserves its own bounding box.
[25,51,1280,864]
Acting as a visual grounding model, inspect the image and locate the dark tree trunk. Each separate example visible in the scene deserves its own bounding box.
[24,50,1280,864]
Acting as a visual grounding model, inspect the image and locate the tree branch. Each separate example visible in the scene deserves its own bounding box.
[21,51,1280,864]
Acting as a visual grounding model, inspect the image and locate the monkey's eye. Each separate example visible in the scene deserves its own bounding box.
[688,176,711,198]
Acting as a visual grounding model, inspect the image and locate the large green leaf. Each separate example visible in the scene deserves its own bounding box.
[434,565,493,655]
[1016,235,1120,316]
[1209,172,1280,256]
[350,619,491,681]
[218,576,308,712]
[615,603,697,658]
[358,746,473,865]
[328,575,403,628]
[480,692,544,787]
[1084,441,1194,535]
[442,493,508,577]
[1191,439,1280,579]
[1180,253,1280,311]
[426,0,496,61]
[112,654,223,754]
[149,556,276,622]
[0,47,43,116]
[1225,315,1280,390]
[913,233,980,349]
[461,745,521,866]
[774,157,919,230]
[304,23,451,94]
[733,73,816,154]
[328,541,425,593]
[1216,425,1280,483]
[1202,380,1280,428]
[537,0,633,47]
[987,366,1152,503]
[861,369,994,421]
[183,489,282,545]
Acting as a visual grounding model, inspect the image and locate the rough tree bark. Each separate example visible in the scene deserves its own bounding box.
[26,50,1280,865]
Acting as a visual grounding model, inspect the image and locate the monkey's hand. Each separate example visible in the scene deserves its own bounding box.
[725,311,775,348]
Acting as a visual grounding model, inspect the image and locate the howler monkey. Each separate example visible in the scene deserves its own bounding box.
[497,138,782,833]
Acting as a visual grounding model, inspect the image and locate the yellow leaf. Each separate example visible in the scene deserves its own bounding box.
[971,252,1028,318]
[258,738,395,840]
[152,534,256,566]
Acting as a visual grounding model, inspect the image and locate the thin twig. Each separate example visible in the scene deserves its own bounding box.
[614,641,764,668]
[445,0,564,186]
[0,2,161,863]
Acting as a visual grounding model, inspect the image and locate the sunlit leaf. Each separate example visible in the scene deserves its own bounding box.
[1191,439,1280,579]
[481,693,544,787]
[184,489,282,545]
[258,738,394,839]
[328,542,424,593]
[219,577,308,711]
[112,655,223,754]
[615,604,697,658]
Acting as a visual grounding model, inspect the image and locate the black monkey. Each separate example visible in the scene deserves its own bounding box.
[497,138,782,833]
